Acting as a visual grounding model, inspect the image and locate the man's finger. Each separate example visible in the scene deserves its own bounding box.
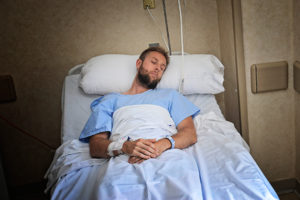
[137,159,145,164]
[145,139,157,143]
[128,156,136,163]
[138,141,157,154]
[128,156,144,164]
[132,148,150,159]
[134,146,157,158]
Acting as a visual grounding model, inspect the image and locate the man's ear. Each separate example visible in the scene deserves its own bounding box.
[136,59,142,70]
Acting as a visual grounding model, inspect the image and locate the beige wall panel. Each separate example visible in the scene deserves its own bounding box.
[216,0,241,133]
[294,0,300,182]
[241,0,295,181]
[0,0,221,186]
[232,0,249,144]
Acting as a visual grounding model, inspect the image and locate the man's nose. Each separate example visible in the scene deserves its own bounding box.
[154,64,161,72]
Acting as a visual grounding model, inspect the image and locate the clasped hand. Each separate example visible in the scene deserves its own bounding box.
[122,138,168,164]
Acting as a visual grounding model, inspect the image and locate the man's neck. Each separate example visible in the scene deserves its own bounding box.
[123,78,150,95]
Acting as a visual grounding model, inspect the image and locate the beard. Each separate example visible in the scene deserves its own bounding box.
[137,63,161,89]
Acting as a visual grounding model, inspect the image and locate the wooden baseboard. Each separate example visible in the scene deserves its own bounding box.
[271,178,300,195]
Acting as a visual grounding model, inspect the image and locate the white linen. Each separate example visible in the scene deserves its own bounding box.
[47,105,204,199]
[80,55,138,95]
[107,104,177,157]
[188,112,277,199]
[51,68,279,200]
[159,55,225,95]
[61,74,99,143]
[111,104,177,141]
[80,54,224,95]
[45,111,278,200]
[44,140,107,193]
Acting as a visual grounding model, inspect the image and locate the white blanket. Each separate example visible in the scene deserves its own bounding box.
[46,105,203,199]
[45,107,279,200]
[111,104,177,141]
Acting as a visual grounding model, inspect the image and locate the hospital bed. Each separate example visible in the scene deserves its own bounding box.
[44,54,279,200]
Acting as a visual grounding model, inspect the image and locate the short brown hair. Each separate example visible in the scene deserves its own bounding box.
[139,46,169,66]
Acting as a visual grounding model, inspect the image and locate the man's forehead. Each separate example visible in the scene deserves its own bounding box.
[147,51,166,64]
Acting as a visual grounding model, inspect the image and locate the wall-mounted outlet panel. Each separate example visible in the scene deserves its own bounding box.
[251,61,288,93]
[149,43,159,47]
[144,0,155,9]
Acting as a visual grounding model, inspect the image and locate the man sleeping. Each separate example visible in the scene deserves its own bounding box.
[46,47,278,200]
[79,46,200,164]
[46,47,206,199]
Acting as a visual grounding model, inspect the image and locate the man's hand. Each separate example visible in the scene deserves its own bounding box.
[127,138,171,164]
[128,156,145,164]
[127,116,197,164]
[124,116,197,164]
[122,139,158,160]
[153,138,172,157]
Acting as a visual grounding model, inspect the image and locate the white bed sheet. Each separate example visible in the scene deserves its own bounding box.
[48,74,279,200]
[61,74,99,143]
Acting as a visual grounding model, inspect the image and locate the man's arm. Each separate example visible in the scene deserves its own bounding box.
[89,132,111,158]
[155,116,197,154]
[128,116,197,164]
[89,132,158,159]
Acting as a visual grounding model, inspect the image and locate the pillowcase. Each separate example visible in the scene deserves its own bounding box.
[80,54,224,95]
[80,54,138,95]
[158,54,224,94]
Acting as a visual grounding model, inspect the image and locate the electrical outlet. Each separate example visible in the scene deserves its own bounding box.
[149,43,159,47]
[143,0,155,9]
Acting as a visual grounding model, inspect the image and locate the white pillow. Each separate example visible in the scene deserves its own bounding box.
[80,54,224,95]
[80,54,138,95]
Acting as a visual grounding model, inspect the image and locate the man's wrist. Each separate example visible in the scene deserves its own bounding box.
[164,136,175,150]
[108,138,128,157]
[161,138,171,150]
[121,141,128,154]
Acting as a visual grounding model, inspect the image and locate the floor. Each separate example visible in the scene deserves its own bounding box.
[8,181,49,200]
[278,191,300,200]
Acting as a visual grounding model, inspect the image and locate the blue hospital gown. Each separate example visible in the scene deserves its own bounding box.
[79,88,200,142]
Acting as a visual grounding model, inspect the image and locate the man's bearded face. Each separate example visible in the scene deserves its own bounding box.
[137,62,161,89]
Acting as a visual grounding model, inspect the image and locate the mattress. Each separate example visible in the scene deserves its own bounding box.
[61,74,99,143]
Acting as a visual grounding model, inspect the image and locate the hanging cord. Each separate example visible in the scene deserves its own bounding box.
[0,114,56,150]
[177,0,185,93]
[162,0,172,55]
[147,6,169,52]
[178,0,184,56]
